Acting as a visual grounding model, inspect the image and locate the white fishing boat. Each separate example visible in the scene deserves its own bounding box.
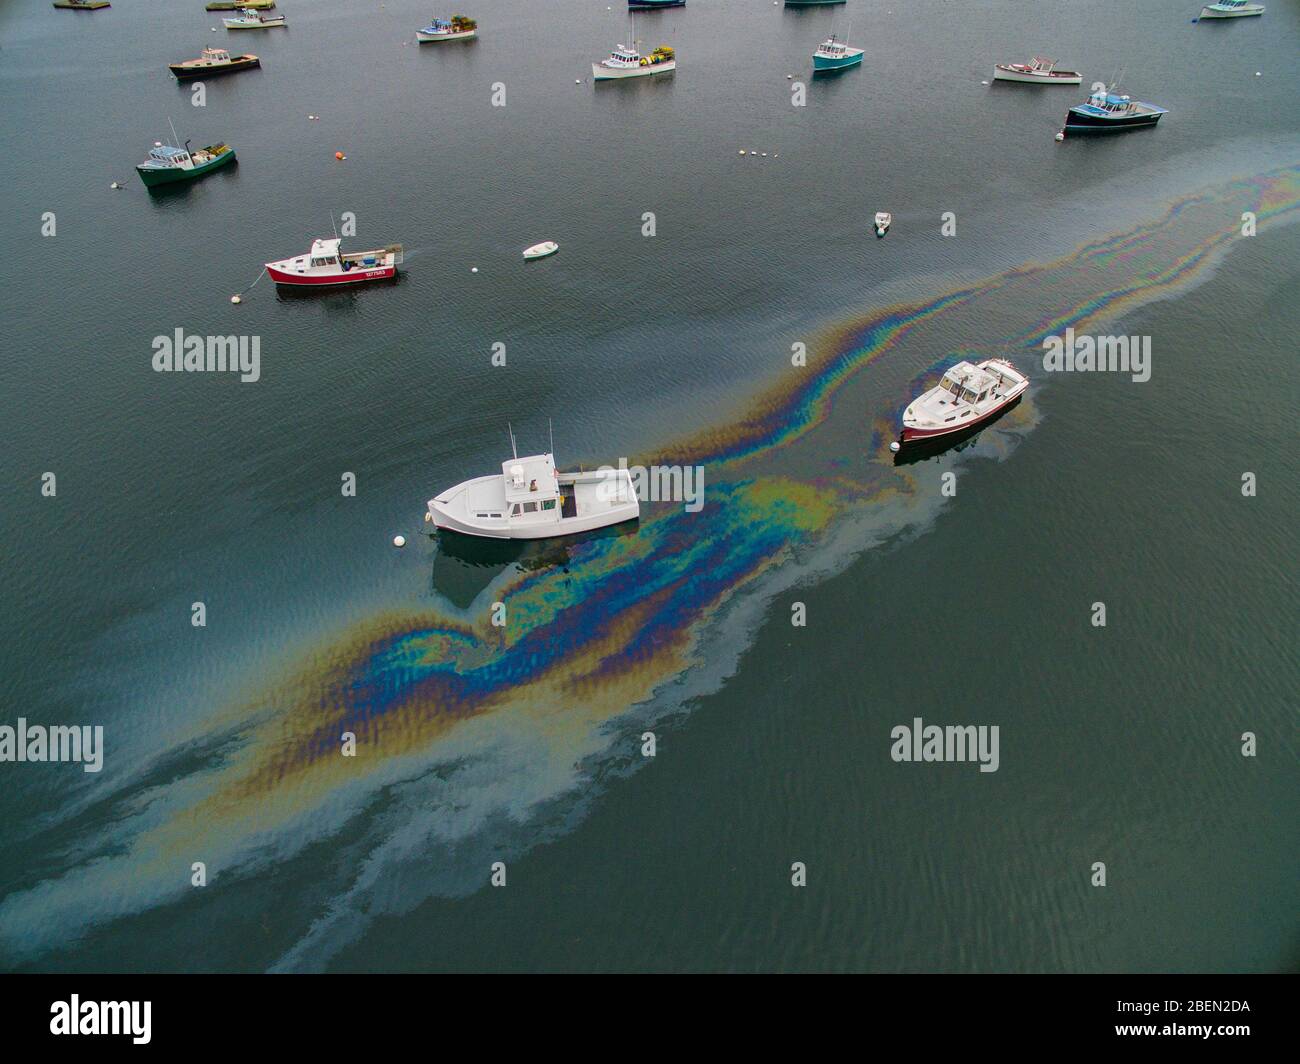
[522,241,559,259]
[1199,1,1264,17]
[223,9,285,29]
[592,44,675,80]
[426,434,639,540]
[892,358,1027,449]
[874,211,891,236]
[416,15,477,42]
[992,57,1081,85]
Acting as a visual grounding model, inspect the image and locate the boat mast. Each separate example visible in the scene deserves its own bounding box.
[548,417,554,458]
[508,422,518,459]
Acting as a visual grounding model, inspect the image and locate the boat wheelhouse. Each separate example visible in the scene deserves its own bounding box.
[813,35,864,72]
[416,15,477,42]
[896,359,1028,446]
[992,57,1081,85]
[135,142,236,187]
[592,44,675,80]
[169,48,260,80]
[1199,1,1264,17]
[223,9,285,28]
[264,238,403,287]
[1065,88,1167,133]
[427,450,640,540]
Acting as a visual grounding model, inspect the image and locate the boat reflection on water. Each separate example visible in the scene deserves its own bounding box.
[429,519,640,608]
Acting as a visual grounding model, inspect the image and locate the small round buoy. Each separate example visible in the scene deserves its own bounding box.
[471,266,478,273]
[110,181,120,190]
[576,79,581,84]
[761,152,768,157]
[981,80,988,85]
[739,150,746,155]
[1055,131,1065,142]
[787,74,793,80]
[335,151,345,160]
[889,442,901,453]
[1255,71,1262,77]
[423,512,433,524]
[393,535,406,548]
[231,294,242,304]
[773,153,779,158]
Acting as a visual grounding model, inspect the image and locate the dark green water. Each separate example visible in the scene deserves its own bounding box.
[0,0,1296,972]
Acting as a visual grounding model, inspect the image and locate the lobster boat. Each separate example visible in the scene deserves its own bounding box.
[628,1,684,8]
[1064,87,1167,133]
[813,35,864,72]
[592,44,675,80]
[1199,1,1264,17]
[264,238,403,287]
[874,211,892,237]
[992,57,1081,85]
[416,15,477,42]
[223,9,285,29]
[426,442,639,540]
[893,359,1027,449]
[206,1,274,9]
[53,0,110,8]
[169,48,260,80]
[136,141,235,187]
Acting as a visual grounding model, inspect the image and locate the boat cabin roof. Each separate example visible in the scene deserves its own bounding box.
[310,238,342,257]
[202,48,231,59]
[151,145,190,160]
[942,361,998,394]
[502,454,559,502]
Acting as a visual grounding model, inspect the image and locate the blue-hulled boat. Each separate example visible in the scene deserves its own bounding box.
[1064,87,1167,134]
[812,35,863,72]
[628,0,684,8]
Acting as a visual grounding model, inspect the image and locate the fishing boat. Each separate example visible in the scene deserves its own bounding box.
[136,141,235,187]
[628,0,685,8]
[592,44,675,80]
[264,238,403,287]
[523,241,559,260]
[52,0,109,8]
[784,1,846,6]
[206,1,273,9]
[891,359,1028,449]
[874,211,891,237]
[169,48,260,80]
[1199,0,1264,17]
[992,57,1081,85]
[1064,87,1166,133]
[426,435,639,540]
[813,35,864,72]
[223,9,285,29]
[416,15,477,42]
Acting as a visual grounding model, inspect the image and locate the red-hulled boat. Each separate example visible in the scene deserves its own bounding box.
[264,237,403,287]
[892,358,1027,450]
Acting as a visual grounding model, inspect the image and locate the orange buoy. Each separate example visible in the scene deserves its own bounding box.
[335,151,345,161]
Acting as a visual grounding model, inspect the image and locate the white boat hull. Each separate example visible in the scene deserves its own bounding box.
[592,59,675,80]
[428,468,640,540]
[416,29,476,41]
[1199,4,1263,16]
[992,67,1081,85]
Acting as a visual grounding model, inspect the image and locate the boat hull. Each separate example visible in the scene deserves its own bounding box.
[136,147,236,187]
[169,56,260,80]
[1199,4,1263,16]
[223,18,285,29]
[592,60,675,80]
[992,66,1081,85]
[416,29,476,42]
[900,390,1022,444]
[628,0,685,7]
[53,1,109,7]
[784,1,846,5]
[1064,108,1164,132]
[813,51,864,71]
[265,264,396,286]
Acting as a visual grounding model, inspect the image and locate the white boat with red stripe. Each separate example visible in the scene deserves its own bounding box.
[264,237,403,287]
[894,358,1027,448]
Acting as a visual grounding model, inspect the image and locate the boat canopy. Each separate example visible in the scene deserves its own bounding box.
[502,455,559,503]
[150,145,190,160]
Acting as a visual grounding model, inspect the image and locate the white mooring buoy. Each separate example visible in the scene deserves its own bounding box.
[230,294,242,304]
[393,535,406,548]
[1055,130,1065,142]
[889,442,901,453]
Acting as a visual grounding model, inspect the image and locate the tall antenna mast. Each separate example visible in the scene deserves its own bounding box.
[167,116,180,148]
[330,213,339,239]
[508,422,518,459]
[548,417,554,457]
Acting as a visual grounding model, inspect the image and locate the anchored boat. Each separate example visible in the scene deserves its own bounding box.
[206,1,273,9]
[628,0,685,8]
[427,438,639,540]
[53,1,110,9]
[813,35,864,72]
[265,238,403,287]
[169,48,260,80]
[416,15,477,42]
[874,211,892,237]
[592,44,675,80]
[1064,86,1166,133]
[136,141,235,187]
[1199,1,1264,17]
[893,359,1027,449]
[992,57,1081,85]
[523,241,559,260]
[223,9,285,29]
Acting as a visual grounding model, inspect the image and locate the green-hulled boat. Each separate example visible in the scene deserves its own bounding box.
[206,1,274,9]
[136,141,236,188]
[53,1,111,9]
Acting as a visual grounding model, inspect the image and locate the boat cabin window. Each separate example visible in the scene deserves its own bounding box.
[311,255,338,267]
[940,379,959,395]
[510,504,521,516]
[960,388,978,402]
[542,499,556,511]
[977,389,988,401]
[523,501,539,514]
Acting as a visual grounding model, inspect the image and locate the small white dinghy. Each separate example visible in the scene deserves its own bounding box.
[874,211,892,237]
[523,241,559,260]
[224,9,285,28]
[426,437,639,540]
[892,358,1027,450]
[1199,1,1264,17]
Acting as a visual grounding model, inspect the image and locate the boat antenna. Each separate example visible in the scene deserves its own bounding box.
[508,422,518,459]
[548,417,554,458]
[167,116,180,149]
[330,213,339,240]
